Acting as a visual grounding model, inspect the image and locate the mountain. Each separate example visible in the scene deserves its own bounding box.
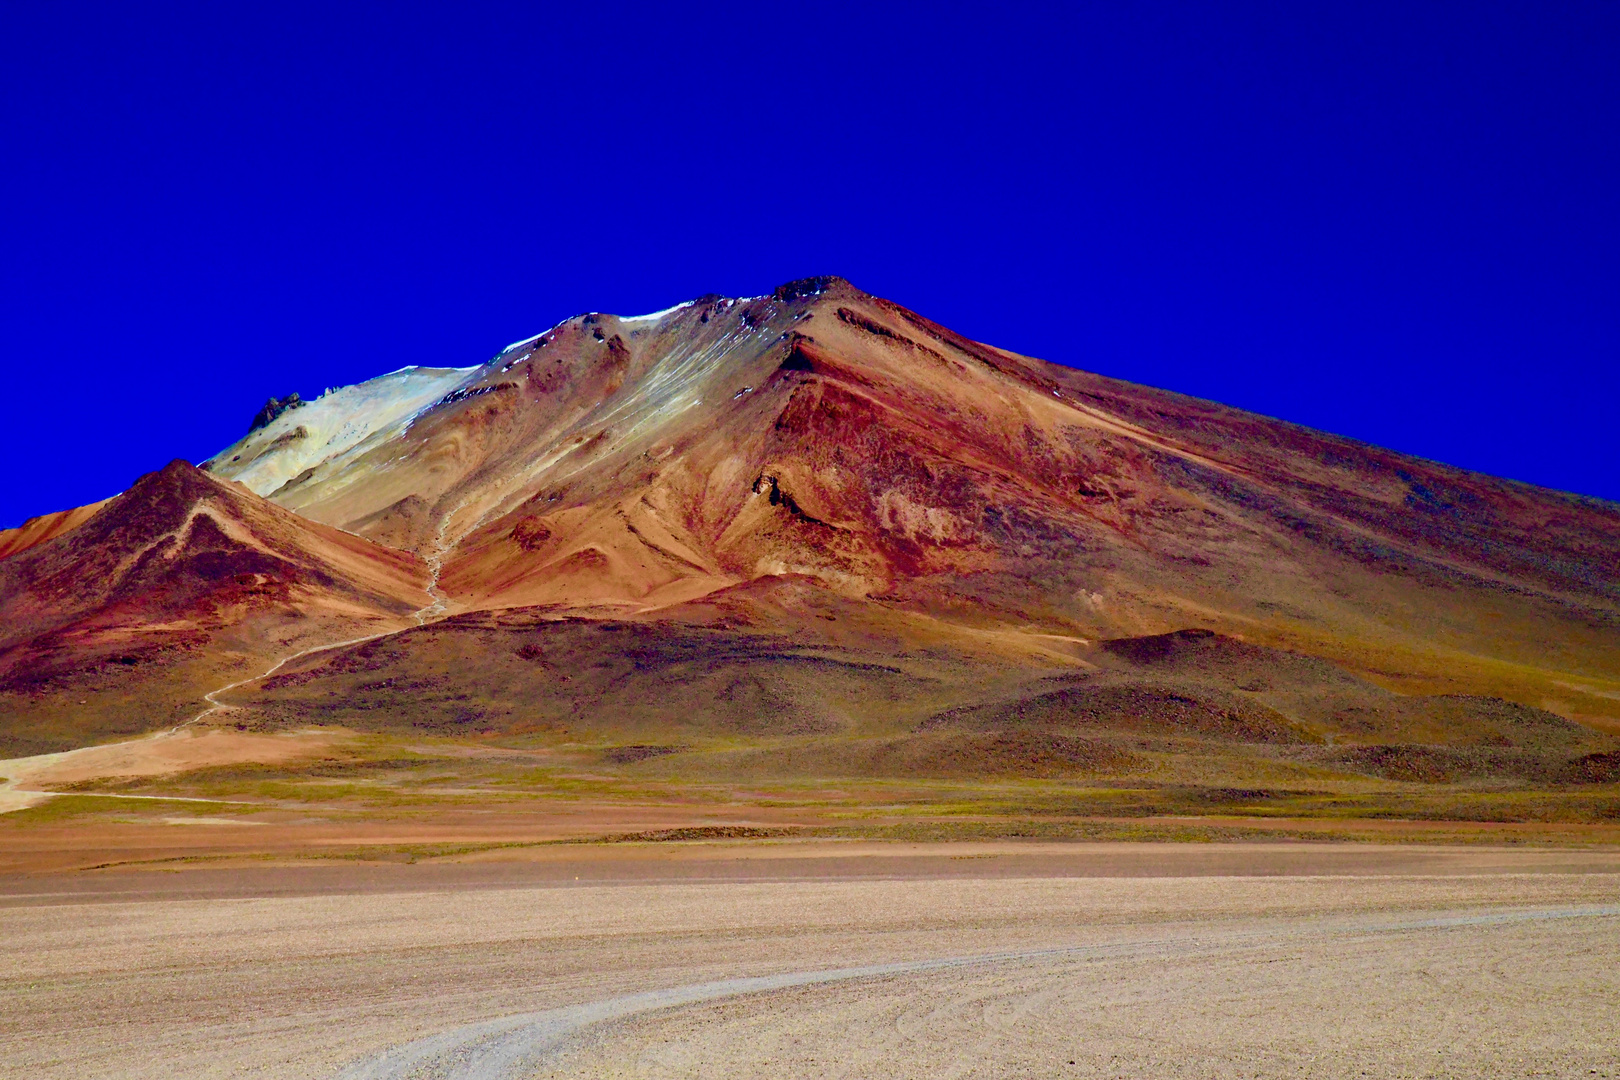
[0,461,426,754]
[206,278,1619,678]
[4,276,1618,781]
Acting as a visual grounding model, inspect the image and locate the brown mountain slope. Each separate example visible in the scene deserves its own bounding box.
[0,498,113,560]
[0,461,427,754]
[238,613,1616,794]
[198,276,1620,724]
[7,277,1620,786]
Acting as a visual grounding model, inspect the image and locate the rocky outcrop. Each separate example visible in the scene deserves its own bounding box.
[248,393,306,433]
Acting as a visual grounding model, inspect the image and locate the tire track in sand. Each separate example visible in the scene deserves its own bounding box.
[334,904,1620,1080]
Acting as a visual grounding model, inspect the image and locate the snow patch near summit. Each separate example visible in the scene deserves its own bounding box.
[208,365,477,498]
[499,298,711,352]
[617,300,695,323]
[501,332,546,354]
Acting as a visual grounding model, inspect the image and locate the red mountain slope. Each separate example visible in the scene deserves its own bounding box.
[8,277,1620,759]
[191,277,1620,716]
[0,461,427,753]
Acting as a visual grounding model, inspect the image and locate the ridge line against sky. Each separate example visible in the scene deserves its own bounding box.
[1,1,1615,527]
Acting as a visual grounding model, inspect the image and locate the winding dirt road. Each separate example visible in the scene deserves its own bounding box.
[0,626,385,813]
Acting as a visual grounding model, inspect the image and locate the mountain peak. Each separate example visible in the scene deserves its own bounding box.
[772,275,857,303]
[102,459,228,541]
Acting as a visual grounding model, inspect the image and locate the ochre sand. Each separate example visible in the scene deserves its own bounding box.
[1,842,1617,1079]
[0,728,345,813]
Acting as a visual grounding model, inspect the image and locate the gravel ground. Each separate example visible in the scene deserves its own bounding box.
[0,843,1616,1079]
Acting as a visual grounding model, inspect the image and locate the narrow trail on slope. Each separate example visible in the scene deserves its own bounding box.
[0,515,466,813]
[180,491,486,731]
[172,509,466,734]
[179,485,502,732]
[173,629,404,733]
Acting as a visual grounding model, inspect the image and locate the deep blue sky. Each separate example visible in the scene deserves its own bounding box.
[3,2,1616,527]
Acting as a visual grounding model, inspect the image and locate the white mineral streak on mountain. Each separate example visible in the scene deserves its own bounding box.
[615,300,696,323]
[206,366,477,497]
[500,300,694,354]
[523,306,772,488]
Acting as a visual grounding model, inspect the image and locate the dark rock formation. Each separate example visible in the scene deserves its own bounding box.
[249,394,306,433]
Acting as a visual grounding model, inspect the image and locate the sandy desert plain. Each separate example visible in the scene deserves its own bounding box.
[1,728,1618,1079]
[3,279,1620,1076]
